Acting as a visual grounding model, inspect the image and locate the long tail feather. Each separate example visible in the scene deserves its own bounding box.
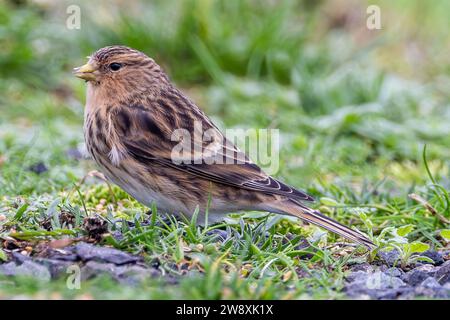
[274,201,375,248]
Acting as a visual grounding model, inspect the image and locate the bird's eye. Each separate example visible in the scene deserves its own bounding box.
[109,63,122,71]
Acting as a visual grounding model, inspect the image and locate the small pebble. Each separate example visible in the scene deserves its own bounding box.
[66,148,83,161]
[403,269,430,286]
[28,162,48,174]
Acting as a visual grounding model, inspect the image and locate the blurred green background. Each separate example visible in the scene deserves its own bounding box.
[0,0,449,299]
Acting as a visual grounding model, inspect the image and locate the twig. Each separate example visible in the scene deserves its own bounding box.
[408,193,450,224]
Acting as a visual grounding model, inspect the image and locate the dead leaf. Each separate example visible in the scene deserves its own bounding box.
[49,238,77,249]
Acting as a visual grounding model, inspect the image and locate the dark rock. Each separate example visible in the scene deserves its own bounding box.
[346,270,366,282]
[150,258,160,269]
[378,249,400,267]
[205,229,228,241]
[403,269,430,286]
[81,261,118,281]
[80,261,159,284]
[17,261,51,281]
[0,262,18,276]
[111,231,125,242]
[396,287,418,300]
[0,261,51,281]
[40,248,79,262]
[350,263,373,273]
[34,258,77,278]
[384,267,403,278]
[374,287,413,300]
[11,252,31,264]
[28,162,48,174]
[2,243,167,286]
[66,148,83,161]
[369,271,405,290]
[435,260,450,285]
[378,264,389,272]
[345,270,407,299]
[420,277,441,289]
[74,242,141,265]
[414,264,438,275]
[421,250,444,266]
[414,277,448,298]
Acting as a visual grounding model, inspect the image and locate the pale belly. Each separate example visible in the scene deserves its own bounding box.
[99,163,234,224]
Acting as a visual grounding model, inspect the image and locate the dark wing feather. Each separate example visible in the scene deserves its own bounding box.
[124,139,313,201]
[113,92,314,202]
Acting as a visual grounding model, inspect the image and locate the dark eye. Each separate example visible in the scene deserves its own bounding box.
[109,63,122,71]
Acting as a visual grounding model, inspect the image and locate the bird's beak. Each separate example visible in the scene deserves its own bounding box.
[73,62,97,81]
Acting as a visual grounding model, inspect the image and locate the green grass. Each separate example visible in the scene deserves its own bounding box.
[0,0,449,299]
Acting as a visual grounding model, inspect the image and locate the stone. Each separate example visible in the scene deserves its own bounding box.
[17,261,51,281]
[0,262,18,276]
[81,261,118,281]
[205,229,228,241]
[0,261,51,281]
[28,162,48,174]
[374,287,413,300]
[345,270,366,282]
[349,263,373,273]
[80,261,159,284]
[435,260,450,285]
[116,265,159,285]
[34,258,77,278]
[111,231,125,242]
[345,270,407,299]
[368,271,405,290]
[74,242,141,265]
[402,269,430,286]
[414,277,448,298]
[42,248,79,262]
[384,267,403,278]
[50,252,78,262]
[396,287,417,300]
[421,250,444,266]
[11,251,31,264]
[419,277,441,289]
[66,148,84,161]
[413,264,438,275]
[378,249,400,267]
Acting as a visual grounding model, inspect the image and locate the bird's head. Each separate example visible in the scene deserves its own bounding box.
[73,46,168,99]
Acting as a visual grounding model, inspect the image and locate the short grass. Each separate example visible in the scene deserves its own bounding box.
[0,0,449,299]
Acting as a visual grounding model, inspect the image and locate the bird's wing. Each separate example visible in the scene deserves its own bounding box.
[112,95,313,202]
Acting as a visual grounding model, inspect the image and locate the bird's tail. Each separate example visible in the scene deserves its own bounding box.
[273,200,375,248]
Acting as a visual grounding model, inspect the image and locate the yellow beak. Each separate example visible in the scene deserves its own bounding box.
[73,62,97,81]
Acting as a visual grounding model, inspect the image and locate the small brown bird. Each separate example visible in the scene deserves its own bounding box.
[74,46,373,248]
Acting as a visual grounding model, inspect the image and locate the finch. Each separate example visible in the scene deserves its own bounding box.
[73,46,374,248]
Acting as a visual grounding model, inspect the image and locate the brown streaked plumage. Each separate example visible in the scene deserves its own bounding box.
[74,45,374,248]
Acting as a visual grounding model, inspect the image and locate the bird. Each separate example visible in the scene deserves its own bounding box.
[73,45,374,248]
